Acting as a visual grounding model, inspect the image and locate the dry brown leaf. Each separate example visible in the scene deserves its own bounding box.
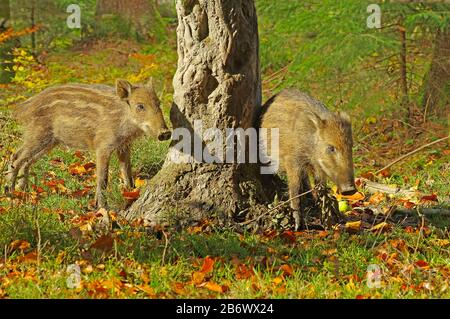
[370,222,391,233]
[345,221,362,233]
[201,281,228,293]
[10,240,31,251]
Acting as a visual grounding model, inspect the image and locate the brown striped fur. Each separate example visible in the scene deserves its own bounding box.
[260,88,356,229]
[8,79,171,208]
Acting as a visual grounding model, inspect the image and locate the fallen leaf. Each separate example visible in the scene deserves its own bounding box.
[17,251,38,263]
[280,231,296,244]
[415,260,430,270]
[90,235,114,253]
[137,285,156,297]
[379,169,391,178]
[10,240,31,251]
[192,271,206,285]
[368,192,385,205]
[235,264,254,280]
[31,185,45,194]
[273,277,283,285]
[200,256,215,274]
[337,191,365,202]
[280,264,294,277]
[134,178,146,188]
[403,201,416,209]
[345,221,362,233]
[83,162,96,171]
[201,281,228,293]
[69,163,87,175]
[420,194,438,203]
[370,222,391,233]
[122,190,140,200]
[360,172,376,180]
[172,282,186,295]
[74,151,85,161]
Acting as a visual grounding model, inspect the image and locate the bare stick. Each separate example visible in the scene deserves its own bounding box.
[161,230,169,266]
[375,136,449,174]
[240,189,313,226]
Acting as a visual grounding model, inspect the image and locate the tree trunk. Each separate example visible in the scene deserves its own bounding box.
[124,0,275,228]
[0,0,13,84]
[422,28,450,116]
[398,24,410,116]
[30,0,36,56]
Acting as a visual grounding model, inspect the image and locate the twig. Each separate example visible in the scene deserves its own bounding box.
[374,136,449,174]
[239,189,313,226]
[262,62,292,84]
[161,230,169,266]
[33,175,41,267]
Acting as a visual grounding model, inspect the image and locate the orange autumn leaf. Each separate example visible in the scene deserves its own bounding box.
[172,282,186,295]
[415,260,430,269]
[235,264,254,280]
[31,185,45,194]
[83,162,96,171]
[122,190,140,200]
[420,194,438,202]
[201,281,229,293]
[336,191,365,202]
[379,169,391,178]
[403,201,416,209]
[280,264,294,277]
[17,251,38,263]
[69,163,87,175]
[10,240,31,251]
[200,256,215,274]
[192,271,206,285]
[368,192,385,205]
[273,277,283,285]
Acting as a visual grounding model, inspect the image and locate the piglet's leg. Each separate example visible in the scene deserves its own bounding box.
[95,149,112,208]
[285,158,304,230]
[117,146,134,189]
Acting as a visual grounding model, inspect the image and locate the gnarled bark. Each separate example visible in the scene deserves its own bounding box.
[124,0,277,228]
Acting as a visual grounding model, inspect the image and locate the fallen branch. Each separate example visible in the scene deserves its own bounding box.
[375,136,449,174]
[360,178,417,197]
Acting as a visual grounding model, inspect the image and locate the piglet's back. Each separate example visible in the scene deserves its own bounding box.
[13,84,123,124]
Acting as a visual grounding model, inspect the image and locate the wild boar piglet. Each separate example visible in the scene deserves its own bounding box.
[260,89,357,229]
[7,78,171,207]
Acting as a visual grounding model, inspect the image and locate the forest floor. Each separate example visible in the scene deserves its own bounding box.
[0,38,449,299]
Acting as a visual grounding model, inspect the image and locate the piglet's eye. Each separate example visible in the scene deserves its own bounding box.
[136,104,145,111]
[327,145,336,153]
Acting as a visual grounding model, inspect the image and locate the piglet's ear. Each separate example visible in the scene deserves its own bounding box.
[338,111,351,124]
[116,79,132,100]
[308,111,326,130]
